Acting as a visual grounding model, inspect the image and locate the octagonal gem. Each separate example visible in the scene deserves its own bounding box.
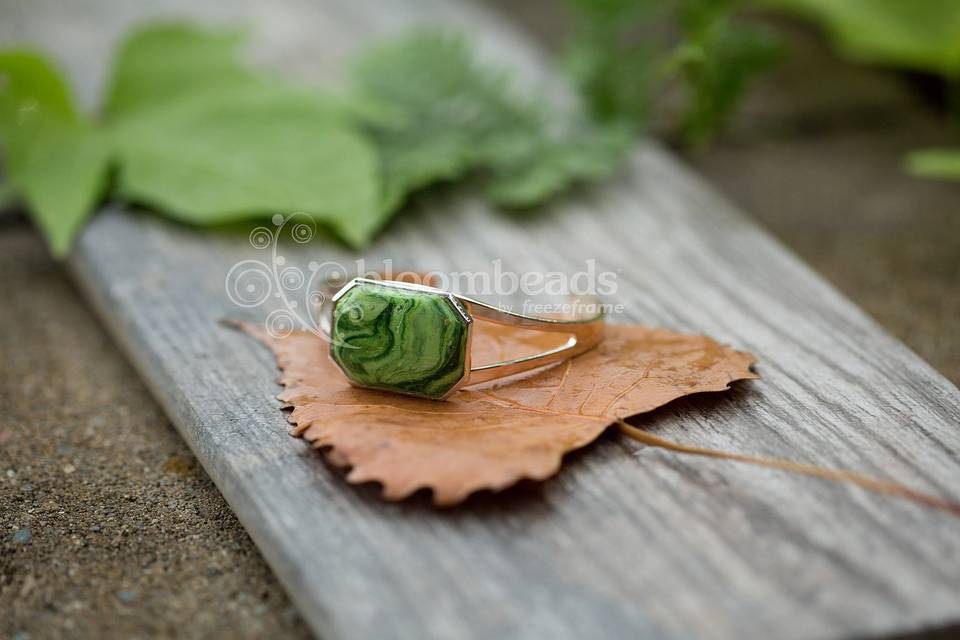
[329,282,470,399]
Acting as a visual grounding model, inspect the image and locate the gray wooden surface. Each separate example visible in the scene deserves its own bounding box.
[4,0,960,639]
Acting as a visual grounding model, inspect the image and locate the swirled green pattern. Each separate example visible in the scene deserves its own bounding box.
[330,283,469,399]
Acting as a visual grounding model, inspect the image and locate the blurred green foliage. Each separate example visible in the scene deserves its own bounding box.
[568,0,960,175]
[564,0,665,126]
[108,26,383,248]
[763,0,960,76]
[671,0,781,147]
[906,148,960,180]
[350,31,630,211]
[0,25,627,256]
[0,52,110,255]
[3,1,960,256]
[565,0,780,147]
[0,26,383,255]
[763,0,960,179]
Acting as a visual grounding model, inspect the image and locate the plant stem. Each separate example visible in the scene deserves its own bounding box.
[616,418,960,517]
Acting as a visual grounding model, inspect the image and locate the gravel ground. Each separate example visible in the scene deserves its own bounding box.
[2,7,959,640]
[0,226,312,639]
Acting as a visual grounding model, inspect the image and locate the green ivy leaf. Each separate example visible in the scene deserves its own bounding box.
[2,23,637,256]
[14,125,110,256]
[110,89,382,247]
[905,148,960,180]
[104,23,259,117]
[106,24,384,248]
[763,0,960,76]
[0,52,110,256]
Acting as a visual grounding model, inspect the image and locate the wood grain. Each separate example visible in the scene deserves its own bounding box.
[3,0,960,638]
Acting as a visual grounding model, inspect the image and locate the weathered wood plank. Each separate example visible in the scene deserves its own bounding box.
[3,1,960,639]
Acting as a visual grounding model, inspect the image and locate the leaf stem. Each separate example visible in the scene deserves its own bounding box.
[616,419,960,518]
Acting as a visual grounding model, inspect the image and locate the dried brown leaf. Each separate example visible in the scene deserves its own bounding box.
[239,322,757,505]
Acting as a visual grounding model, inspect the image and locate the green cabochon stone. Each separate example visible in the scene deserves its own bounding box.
[330,282,470,399]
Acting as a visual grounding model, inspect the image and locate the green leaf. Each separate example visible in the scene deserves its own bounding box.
[763,0,960,76]
[351,31,628,211]
[0,52,109,256]
[905,148,960,180]
[0,50,78,127]
[104,23,259,117]
[111,89,382,247]
[105,23,368,125]
[106,24,384,248]
[15,125,110,255]
[3,23,638,255]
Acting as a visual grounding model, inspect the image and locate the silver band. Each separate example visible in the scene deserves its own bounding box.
[455,292,605,385]
[319,277,605,395]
